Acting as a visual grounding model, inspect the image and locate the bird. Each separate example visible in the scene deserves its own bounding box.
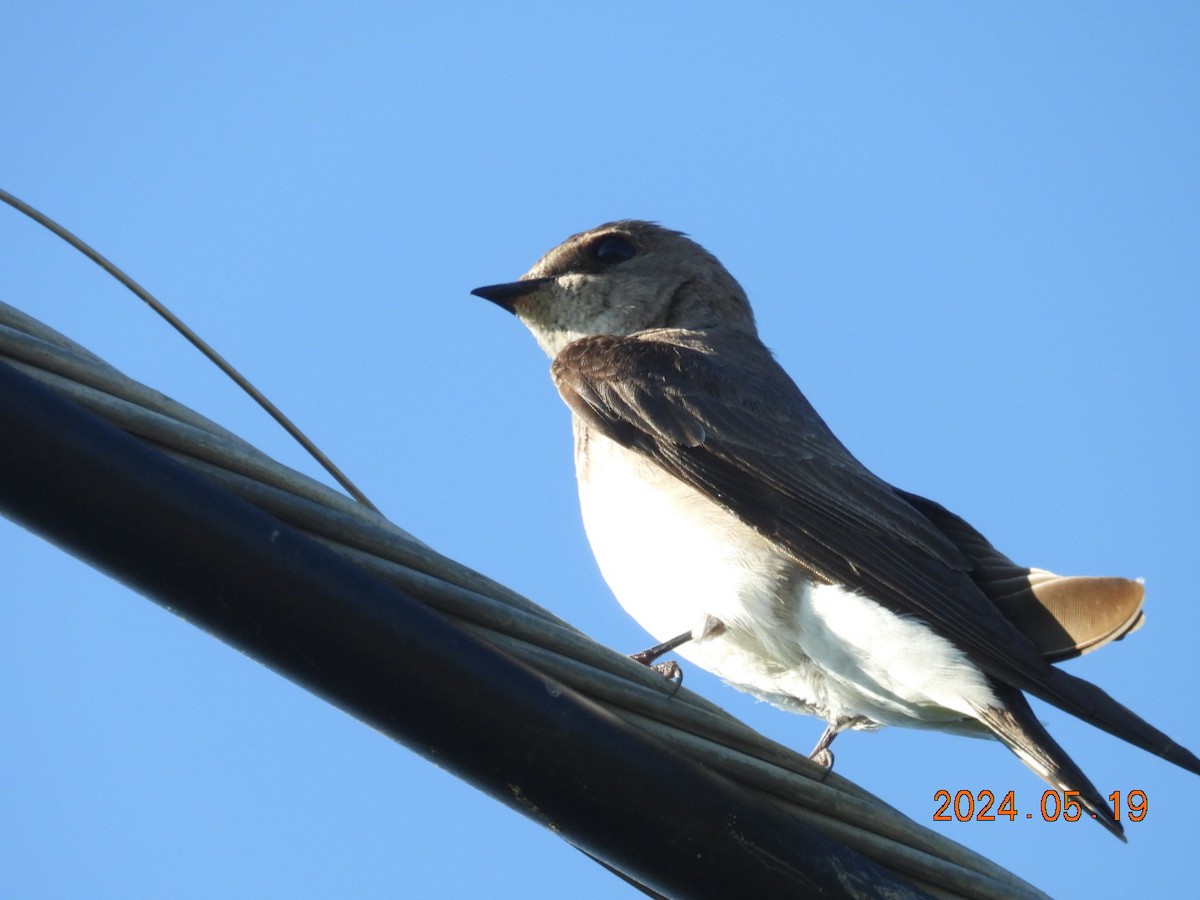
[471,219,1199,839]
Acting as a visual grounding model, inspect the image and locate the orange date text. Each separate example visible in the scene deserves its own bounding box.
[932,789,1147,824]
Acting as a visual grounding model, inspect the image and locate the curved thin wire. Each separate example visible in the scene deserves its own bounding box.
[0,187,379,513]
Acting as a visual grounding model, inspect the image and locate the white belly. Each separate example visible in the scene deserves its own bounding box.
[574,424,998,732]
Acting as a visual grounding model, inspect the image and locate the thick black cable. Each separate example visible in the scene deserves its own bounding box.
[0,359,929,899]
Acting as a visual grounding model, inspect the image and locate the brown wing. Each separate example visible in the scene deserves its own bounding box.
[552,330,1199,775]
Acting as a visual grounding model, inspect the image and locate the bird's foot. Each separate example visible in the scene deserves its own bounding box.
[808,716,871,775]
[808,724,840,773]
[630,630,693,692]
[809,747,835,770]
[650,660,684,688]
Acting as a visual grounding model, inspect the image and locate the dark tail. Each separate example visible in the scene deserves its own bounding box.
[1031,665,1200,776]
[975,686,1125,840]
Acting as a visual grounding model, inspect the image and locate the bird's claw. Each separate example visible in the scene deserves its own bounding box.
[809,747,835,770]
[650,659,684,691]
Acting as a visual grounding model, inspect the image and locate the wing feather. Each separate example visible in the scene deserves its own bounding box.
[551,330,1200,774]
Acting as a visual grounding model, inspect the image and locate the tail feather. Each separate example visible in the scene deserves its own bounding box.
[1032,666,1200,777]
[975,686,1125,840]
[895,489,1147,661]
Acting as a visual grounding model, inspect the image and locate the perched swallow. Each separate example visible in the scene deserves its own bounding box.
[472,220,1198,839]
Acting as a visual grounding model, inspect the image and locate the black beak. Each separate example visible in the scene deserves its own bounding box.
[470,277,553,314]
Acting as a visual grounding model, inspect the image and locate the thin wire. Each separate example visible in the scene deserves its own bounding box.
[0,187,380,513]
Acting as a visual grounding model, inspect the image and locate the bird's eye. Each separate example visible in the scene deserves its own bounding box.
[591,234,637,266]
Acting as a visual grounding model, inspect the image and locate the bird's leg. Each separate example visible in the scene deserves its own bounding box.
[809,716,868,770]
[809,724,840,770]
[630,617,726,688]
[629,631,692,685]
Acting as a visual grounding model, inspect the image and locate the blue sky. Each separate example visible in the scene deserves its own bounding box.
[2,4,1197,897]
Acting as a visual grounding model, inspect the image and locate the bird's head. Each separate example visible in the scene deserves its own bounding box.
[472,220,756,358]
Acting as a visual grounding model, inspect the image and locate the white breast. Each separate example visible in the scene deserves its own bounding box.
[573,422,999,732]
[575,423,784,640]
